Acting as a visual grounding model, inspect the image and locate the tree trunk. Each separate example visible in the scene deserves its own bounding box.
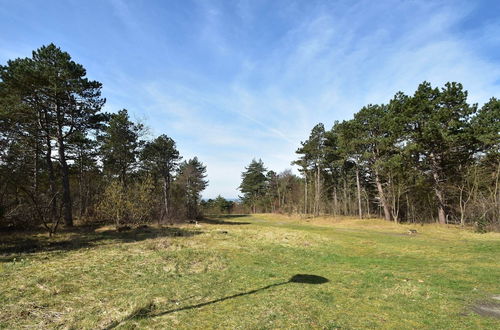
[435,185,446,224]
[121,167,127,187]
[163,177,169,222]
[391,191,400,224]
[430,154,446,224]
[277,185,281,210]
[315,165,321,216]
[364,188,371,218]
[459,187,466,227]
[333,186,338,216]
[162,168,173,222]
[406,193,412,223]
[57,133,73,227]
[493,161,500,223]
[39,109,57,219]
[34,136,39,193]
[432,172,446,224]
[374,168,391,221]
[78,153,84,217]
[355,166,362,219]
[78,174,83,217]
[45,134,57,220]
[304,173,308,215]
[343,178,348,216]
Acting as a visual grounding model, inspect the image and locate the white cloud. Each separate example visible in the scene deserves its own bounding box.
[136,0,499,198]
[3,0,499,198]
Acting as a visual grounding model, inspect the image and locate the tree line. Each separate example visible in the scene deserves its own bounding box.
[0,44,208,233]
[200,195,236,215]
[239,82,499,231]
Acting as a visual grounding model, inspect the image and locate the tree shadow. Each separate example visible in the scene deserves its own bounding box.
[216,214,250,218]
[288,274,329,284]
[199,217,251,225]
[0,226,201,261]
[106,274,329,329]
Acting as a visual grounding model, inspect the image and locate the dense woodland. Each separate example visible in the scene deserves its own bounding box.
[239,83,499,231]
[0,44,208,233]
[1,44,499,233]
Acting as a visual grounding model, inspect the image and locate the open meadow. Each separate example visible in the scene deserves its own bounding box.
[1,214,499,329]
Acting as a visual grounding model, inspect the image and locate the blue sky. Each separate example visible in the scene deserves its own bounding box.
[1,0,499,198]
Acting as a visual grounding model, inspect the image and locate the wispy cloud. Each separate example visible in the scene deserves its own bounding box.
[101,0,500,197]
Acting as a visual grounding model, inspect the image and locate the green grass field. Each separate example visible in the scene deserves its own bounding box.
[1,214,499,329]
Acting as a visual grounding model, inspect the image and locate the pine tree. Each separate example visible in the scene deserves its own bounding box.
[99,109,143,185]
[400,82,477,224]
[239,159,268,213]
[294,123,326,216]
[176,157,208,219]
[141,134,181,220]
[0,44,106,226]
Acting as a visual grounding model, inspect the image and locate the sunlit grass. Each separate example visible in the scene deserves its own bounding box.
[1,215,499,328]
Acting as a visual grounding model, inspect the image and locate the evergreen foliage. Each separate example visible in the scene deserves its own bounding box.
[240,82,499,230]
[0,44,209,231]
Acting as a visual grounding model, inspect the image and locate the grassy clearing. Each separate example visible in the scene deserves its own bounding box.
[1,215,499,329]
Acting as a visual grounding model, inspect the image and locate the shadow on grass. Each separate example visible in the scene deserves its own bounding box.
[199,217,251,225]
[0,226,201,261]
[217,214,250,218]
[106,274,328,329]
